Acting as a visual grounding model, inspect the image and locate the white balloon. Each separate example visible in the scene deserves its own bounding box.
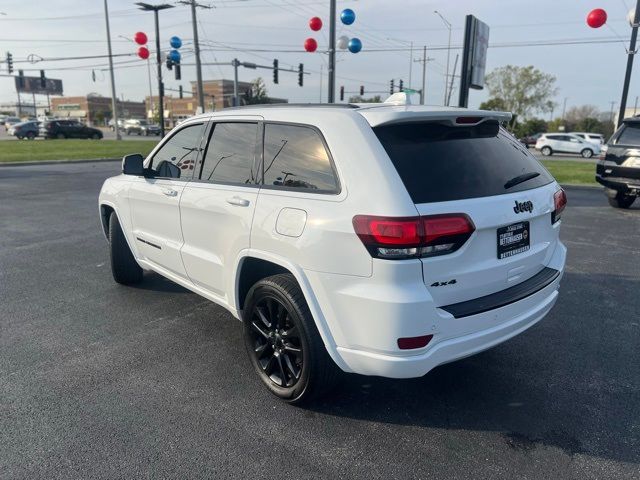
[629,8,636,26]
[337,35,349,50]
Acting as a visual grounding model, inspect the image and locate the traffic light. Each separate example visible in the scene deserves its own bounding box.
[390,79,394,95]
[40,70,46,89]
[359,85,364,96]
[166,57,173,70]
[179,85,183,99]
[273,59,279,84]
[298,63,304,87]
[340,86,344,101]
[399,79,404,92]
[17,70,24,89]
[175,63,181,80]
[6,52,13,74]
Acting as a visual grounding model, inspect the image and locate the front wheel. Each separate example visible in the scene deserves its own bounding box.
[243,274,339,404]
[581,148,594,158]
[91,133,101,140]
[608,191,636,209]
[541,146,552,156]
[56,133,66,139]
[26,132,35,140]
[108,212,143,284]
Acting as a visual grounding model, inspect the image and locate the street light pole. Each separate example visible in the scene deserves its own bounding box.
[434,10,452,106]
[617,0,640,128]
[103,0,121,139]
[328,0,336,103]
[136,3,174,137]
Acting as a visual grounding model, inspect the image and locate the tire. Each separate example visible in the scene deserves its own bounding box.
[26,132,35,140]
[91,133,100,140]
[108,212,143,285]
[243,274,339,404]
[541,146,552,156]
[581,148,594,158]
[56,133,66,139]
[608,191,636,209]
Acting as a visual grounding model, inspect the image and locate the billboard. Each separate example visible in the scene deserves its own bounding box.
[15,76,63,95]
[458,15,490,107]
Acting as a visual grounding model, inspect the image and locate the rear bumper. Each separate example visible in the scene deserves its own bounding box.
[306,241,566,379]
[596,174,640,193]
[336,277,559,378]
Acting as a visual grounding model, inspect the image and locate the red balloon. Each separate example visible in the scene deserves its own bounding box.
[304,37,318,52]
[309,16,323,31]
[587,8,607,28]
[138,46,150,60]
[134,31,148,45]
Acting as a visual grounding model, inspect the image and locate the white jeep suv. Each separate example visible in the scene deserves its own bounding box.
[99,104,567,403]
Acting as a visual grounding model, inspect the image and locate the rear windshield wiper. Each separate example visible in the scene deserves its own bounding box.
[504,171,540,190]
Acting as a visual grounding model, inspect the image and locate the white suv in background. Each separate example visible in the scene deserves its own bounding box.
[570,132,605,145]
[99,103,567,404]
[535,133,601,158]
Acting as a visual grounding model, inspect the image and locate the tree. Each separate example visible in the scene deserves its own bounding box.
[243,77,270,105]
[479,97,507,111]
[484,65,557,127]
[513,118,547,138]
[565,105,599,125]
[348,95,383,103]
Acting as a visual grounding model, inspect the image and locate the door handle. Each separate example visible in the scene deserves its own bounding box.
[226,196,250,207]
[162,188,178,197]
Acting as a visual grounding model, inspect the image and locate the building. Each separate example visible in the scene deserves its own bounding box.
[50,94,146,126]
[145,79,288,128]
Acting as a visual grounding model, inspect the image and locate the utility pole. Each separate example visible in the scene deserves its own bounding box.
[178,0,209,113]
[435,10,452,106]
[634,95,638,115]
[409,41,413,87]
[618,0,640,128]
[232,58,239,106]
[446,53,459,106]
[421,46,426,104]
[136,3,175,137]
[328,0,336,103]
[103,0,121,139]
[610,100,617,125]
[561,97,568,121]
[319,63,323,103]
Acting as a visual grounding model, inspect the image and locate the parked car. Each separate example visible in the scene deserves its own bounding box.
[40,120,103,139]
[99,104,567,403]
[4,116,22,131]
[596,117,640,208]
[0,115,7,125]
[108,118,125,132]
[8,121,40,140]
[570,132,605,145]
[124,119,161,136]
[535,133,601,158]
[518,132,542,148]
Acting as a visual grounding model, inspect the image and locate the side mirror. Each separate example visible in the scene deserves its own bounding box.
[122,153,144,175]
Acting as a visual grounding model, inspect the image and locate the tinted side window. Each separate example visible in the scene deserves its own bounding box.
[263,124,338,192]
[616,123,640,145]
[200,122,258,184]
[151,123,205,179]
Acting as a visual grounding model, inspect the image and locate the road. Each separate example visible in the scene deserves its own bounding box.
[1,162,638,479]
[0,127,157,142]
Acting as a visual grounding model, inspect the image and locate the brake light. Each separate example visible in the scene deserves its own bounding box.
[552,189,567,224]
[353,214,475,259]
[455,116,483,124]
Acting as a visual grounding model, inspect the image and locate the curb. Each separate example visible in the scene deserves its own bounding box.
[0,158,120,167]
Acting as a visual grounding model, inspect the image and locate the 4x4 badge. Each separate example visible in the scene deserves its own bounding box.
[513,200,533,214]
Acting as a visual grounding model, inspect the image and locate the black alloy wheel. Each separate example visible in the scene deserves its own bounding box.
[247,295,304,389]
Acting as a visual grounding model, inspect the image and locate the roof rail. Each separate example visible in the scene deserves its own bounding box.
[222,103,361,111]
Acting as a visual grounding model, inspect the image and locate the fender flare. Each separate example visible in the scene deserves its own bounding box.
[232,249,352,373]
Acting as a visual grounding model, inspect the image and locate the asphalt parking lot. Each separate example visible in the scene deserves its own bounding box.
[1,161,638,479]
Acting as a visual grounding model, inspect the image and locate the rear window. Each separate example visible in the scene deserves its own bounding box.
[373,121,554,204]
[615,123,640,145]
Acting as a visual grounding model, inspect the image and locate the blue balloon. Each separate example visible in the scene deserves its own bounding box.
[170,36,182,49]
[348,37,362,53]
[168,49,181,63]
[341,8,356,25]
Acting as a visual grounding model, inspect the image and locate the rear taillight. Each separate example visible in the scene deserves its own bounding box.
[552,189,567,224]
[398,334,433,350]
[353,214,475,259]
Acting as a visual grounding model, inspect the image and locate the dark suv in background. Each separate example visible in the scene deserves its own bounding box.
[40,120,103,139]
[596,117,640,208]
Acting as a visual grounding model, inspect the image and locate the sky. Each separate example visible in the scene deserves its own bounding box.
[0,0,638,117]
